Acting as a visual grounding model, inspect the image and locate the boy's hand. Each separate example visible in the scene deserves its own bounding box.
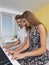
[3,46,10,49]
[5,49,11,52]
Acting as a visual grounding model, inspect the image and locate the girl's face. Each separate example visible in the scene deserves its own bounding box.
[22,18,31,27]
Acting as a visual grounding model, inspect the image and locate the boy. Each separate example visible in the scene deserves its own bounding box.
[3,15,28,52]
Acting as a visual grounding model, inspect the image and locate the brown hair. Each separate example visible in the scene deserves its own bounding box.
[15,15,22,20]
[22,11,47,35]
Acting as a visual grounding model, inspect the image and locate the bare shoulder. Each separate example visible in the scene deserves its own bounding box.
[38,24,46,33]
[38,24,45,29]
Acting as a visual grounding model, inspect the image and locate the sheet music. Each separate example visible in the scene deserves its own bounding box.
[2,48,20,65]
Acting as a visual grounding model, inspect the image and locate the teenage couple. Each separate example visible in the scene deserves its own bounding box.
[3,11,49,65]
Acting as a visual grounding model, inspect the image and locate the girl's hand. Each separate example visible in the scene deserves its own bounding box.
[8,50,15,55]
[13,51,20,55]
[12,53,26,60]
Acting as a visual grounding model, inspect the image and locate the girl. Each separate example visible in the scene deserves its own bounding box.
[12,11,49,65]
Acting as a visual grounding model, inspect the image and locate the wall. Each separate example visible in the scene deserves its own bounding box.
[34,4,49,49]
[0,8,22,15]
[34,4,49,32]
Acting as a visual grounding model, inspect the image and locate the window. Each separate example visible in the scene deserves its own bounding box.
[2,14,12,37]
[0,13,19,38]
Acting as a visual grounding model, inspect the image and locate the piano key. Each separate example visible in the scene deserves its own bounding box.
[1,47,20,65]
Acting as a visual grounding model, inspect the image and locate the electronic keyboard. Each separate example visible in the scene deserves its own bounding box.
[0,47,20,65]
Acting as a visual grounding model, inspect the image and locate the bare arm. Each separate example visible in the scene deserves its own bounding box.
[3,39,20,49]
[15,37,30,53]
[12,24,47,60]
[24,24,47,57]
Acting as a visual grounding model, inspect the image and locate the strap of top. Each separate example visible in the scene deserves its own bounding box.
[33,26,38,35]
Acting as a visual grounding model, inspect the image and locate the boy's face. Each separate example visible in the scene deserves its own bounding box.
[16,19,23,28]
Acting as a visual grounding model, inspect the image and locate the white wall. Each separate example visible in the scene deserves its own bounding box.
[0,8,22,15]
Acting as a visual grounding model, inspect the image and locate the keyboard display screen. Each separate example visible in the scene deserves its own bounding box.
[0,47,12,65]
